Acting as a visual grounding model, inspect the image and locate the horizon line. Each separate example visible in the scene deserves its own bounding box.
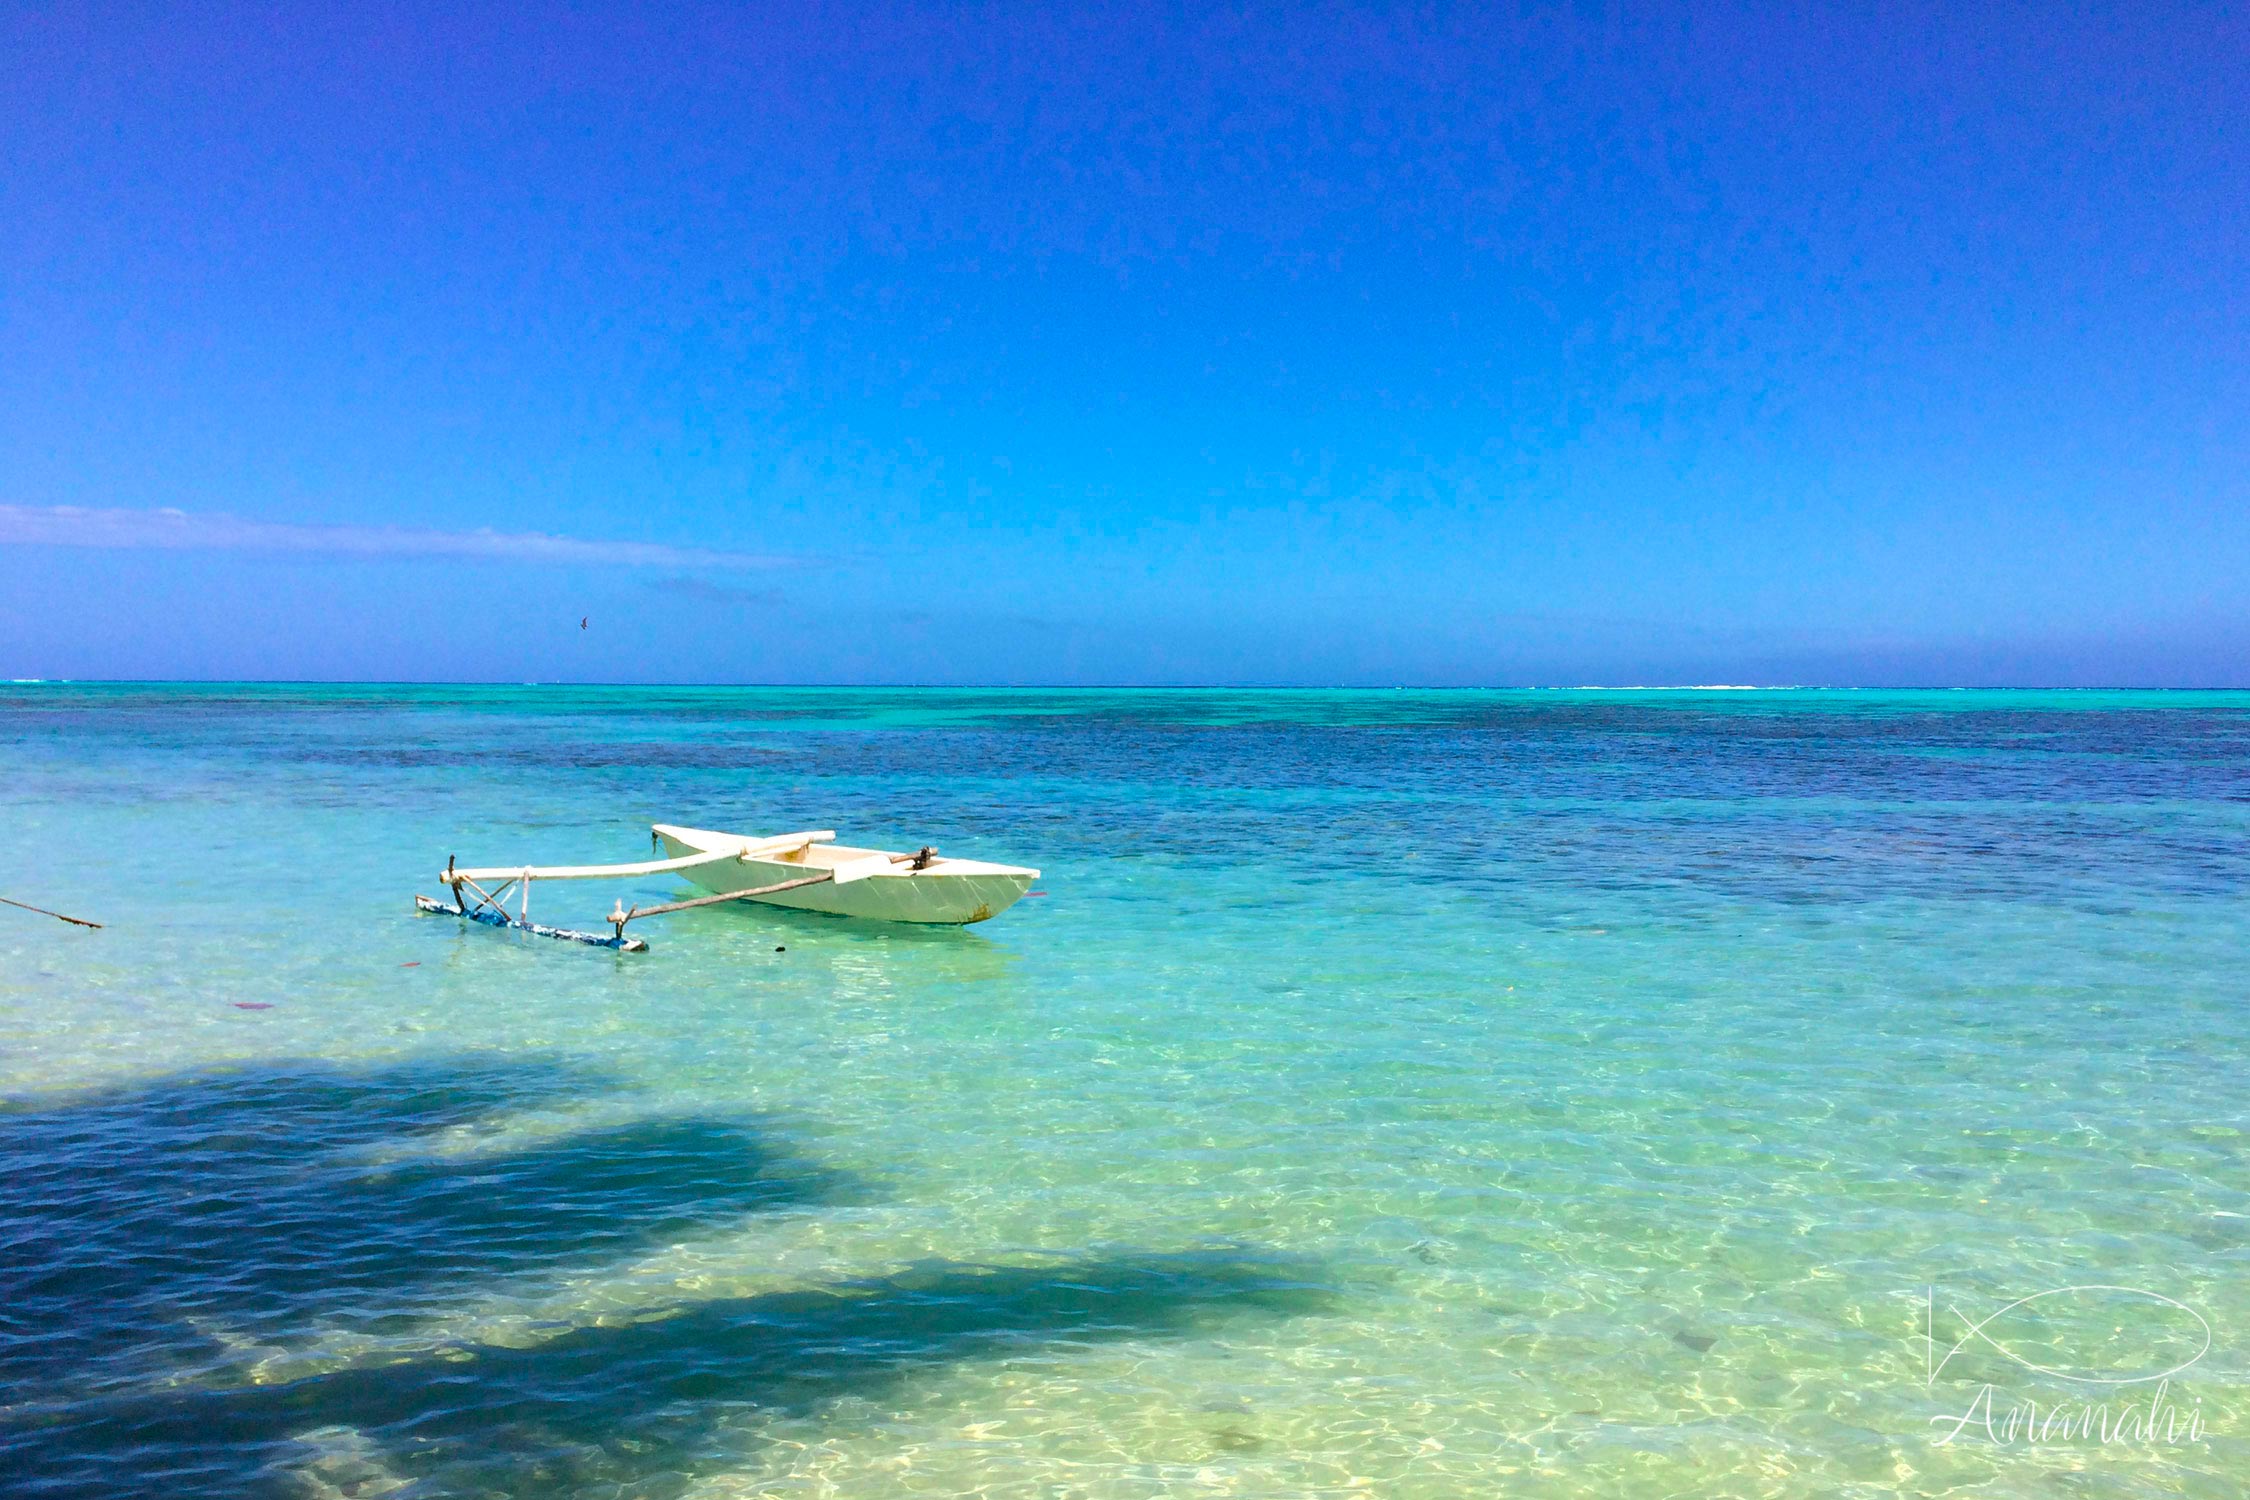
[8,678,2249,693]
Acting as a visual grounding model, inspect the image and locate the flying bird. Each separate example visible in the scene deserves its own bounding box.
[580,617,588,630]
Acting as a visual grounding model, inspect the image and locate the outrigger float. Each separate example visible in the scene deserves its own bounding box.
[416,823,1040,952]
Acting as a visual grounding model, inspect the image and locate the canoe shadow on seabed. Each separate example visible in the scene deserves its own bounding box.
[0,1054,1332,1498]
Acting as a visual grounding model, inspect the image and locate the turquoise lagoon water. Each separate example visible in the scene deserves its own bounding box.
[2,684,2247,1498]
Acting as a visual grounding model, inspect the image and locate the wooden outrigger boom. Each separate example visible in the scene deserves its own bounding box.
[416,831,850,951]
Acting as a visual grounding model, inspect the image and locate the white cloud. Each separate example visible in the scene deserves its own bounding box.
[0,504,799,571]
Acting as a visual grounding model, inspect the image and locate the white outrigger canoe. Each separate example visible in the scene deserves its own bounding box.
[416,823,1040,951]
[652,824,1039,925]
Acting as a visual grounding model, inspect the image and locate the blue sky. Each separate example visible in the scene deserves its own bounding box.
[2,2,2244,685]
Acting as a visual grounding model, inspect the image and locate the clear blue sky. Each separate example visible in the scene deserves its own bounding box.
[2,2,2244,685]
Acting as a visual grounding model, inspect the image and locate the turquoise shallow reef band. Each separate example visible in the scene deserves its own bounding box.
[2,685,2247,1498]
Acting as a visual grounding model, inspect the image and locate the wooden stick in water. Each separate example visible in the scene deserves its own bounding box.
[624,872,836,923]
[1,896,102,929]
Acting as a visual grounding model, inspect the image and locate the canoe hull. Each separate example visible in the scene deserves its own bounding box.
[653,825,1037,925]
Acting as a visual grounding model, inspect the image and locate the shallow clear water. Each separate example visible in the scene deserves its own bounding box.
[3,685,2247,1498]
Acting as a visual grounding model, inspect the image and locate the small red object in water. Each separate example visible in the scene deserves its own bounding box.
[233,1002,273,1011]
[1026,890,1049,897]
[400,962,420,967]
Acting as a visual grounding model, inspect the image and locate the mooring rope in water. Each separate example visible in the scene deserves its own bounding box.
[1,895,102,929]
